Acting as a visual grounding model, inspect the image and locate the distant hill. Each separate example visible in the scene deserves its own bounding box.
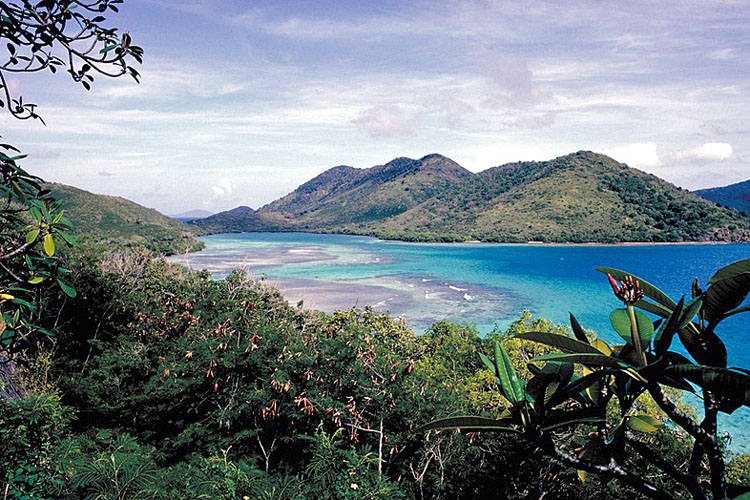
[171,209,213,222]
[193,152,750,243]
[190,205,270,233]
[695,179,750,215]
[47,183,205,255]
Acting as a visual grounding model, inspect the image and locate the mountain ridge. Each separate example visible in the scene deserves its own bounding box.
[695,179,750,215]
[194,152,750,243]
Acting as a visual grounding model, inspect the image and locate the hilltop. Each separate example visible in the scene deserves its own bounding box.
[171,209,213,221]
[47,183,204,255]
[695,179,750,216]
[194,152,750,243]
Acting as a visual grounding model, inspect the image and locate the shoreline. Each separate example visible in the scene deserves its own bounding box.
[190,230,747,250]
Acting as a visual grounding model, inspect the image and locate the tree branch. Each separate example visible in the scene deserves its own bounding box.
[648,383,709,444]
[626,435,708,500]
[702,392,728,500]
[536,434,669,499]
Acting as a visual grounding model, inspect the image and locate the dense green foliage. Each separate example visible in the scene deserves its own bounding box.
[46,183,204,255]
[3,247,748,498]
[195,151,750,243]
[1,0,143,364]
[427,260,750,499]
[696,179,750,216]
[1,145,77,364]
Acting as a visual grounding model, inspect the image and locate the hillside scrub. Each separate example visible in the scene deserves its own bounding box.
[46,183,204,255]
[2,247,748,498]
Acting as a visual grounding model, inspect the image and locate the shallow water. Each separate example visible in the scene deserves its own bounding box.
[174,232,750,453]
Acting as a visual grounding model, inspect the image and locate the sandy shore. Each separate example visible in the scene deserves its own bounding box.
[265,273,515,330]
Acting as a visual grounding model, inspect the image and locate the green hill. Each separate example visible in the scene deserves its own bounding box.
[261,155,473,228]
[188,205,272,234]
[47,183,204,254]
[695,179,750,215]
[194,151,750,243]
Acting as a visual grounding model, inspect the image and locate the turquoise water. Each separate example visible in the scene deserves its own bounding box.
[179,232,750,452]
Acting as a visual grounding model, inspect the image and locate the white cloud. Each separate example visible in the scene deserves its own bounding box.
[479,51,538,106]
[511,112,557,129]
[674,142,734,162]
[352,105,417,139]
[708,48,735,61]
[211,178,234,199]
[439,98,474,130]
[97,60,247,101]
[605,142,662,169]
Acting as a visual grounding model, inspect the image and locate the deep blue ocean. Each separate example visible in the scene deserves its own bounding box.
[179,232,750,452]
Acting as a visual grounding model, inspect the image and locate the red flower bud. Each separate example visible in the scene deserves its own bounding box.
[607,274,620,294]
[607,274,644,304]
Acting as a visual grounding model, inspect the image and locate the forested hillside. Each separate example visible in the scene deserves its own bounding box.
[47,183,204,254]
[4,247,750,498]
[195,152,750,243]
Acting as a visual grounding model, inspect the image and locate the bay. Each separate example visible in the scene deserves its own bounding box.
[174,232,750,453]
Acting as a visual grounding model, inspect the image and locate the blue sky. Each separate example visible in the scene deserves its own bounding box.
[2,0,749,214]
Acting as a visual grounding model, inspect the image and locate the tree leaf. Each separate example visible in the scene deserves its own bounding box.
[480,349,514,403]
[56,278,77,298]
[514,332,603,355]
[677,327,727,368]
[547,370,610,408]
[43,233,55,256]
[419,416,518,434]
[591,339,612,356]
[609,309,655,345]
[677,296,702,330]
[633,299,673,319]
[25,228,39,244]
[692,277,702,298]
[721,304,750,321]
[708,259,750,284]
[569,313,589,344]
[540,407,604,431]
[56,230,77,246]
[654,296,685,356]
[582,366,601,405]
[626,415,662,433]
[667,364,750,408]
[703,270,750,326]
[479,352,496,376]
[544,380,560,405]
[495,341,523,403]
[532,352,627,369]
[540,360,574,385]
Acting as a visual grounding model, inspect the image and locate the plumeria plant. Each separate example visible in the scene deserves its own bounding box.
[424,259,750,500]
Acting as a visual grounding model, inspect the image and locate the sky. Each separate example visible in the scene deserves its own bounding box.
[2,0,749,215]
